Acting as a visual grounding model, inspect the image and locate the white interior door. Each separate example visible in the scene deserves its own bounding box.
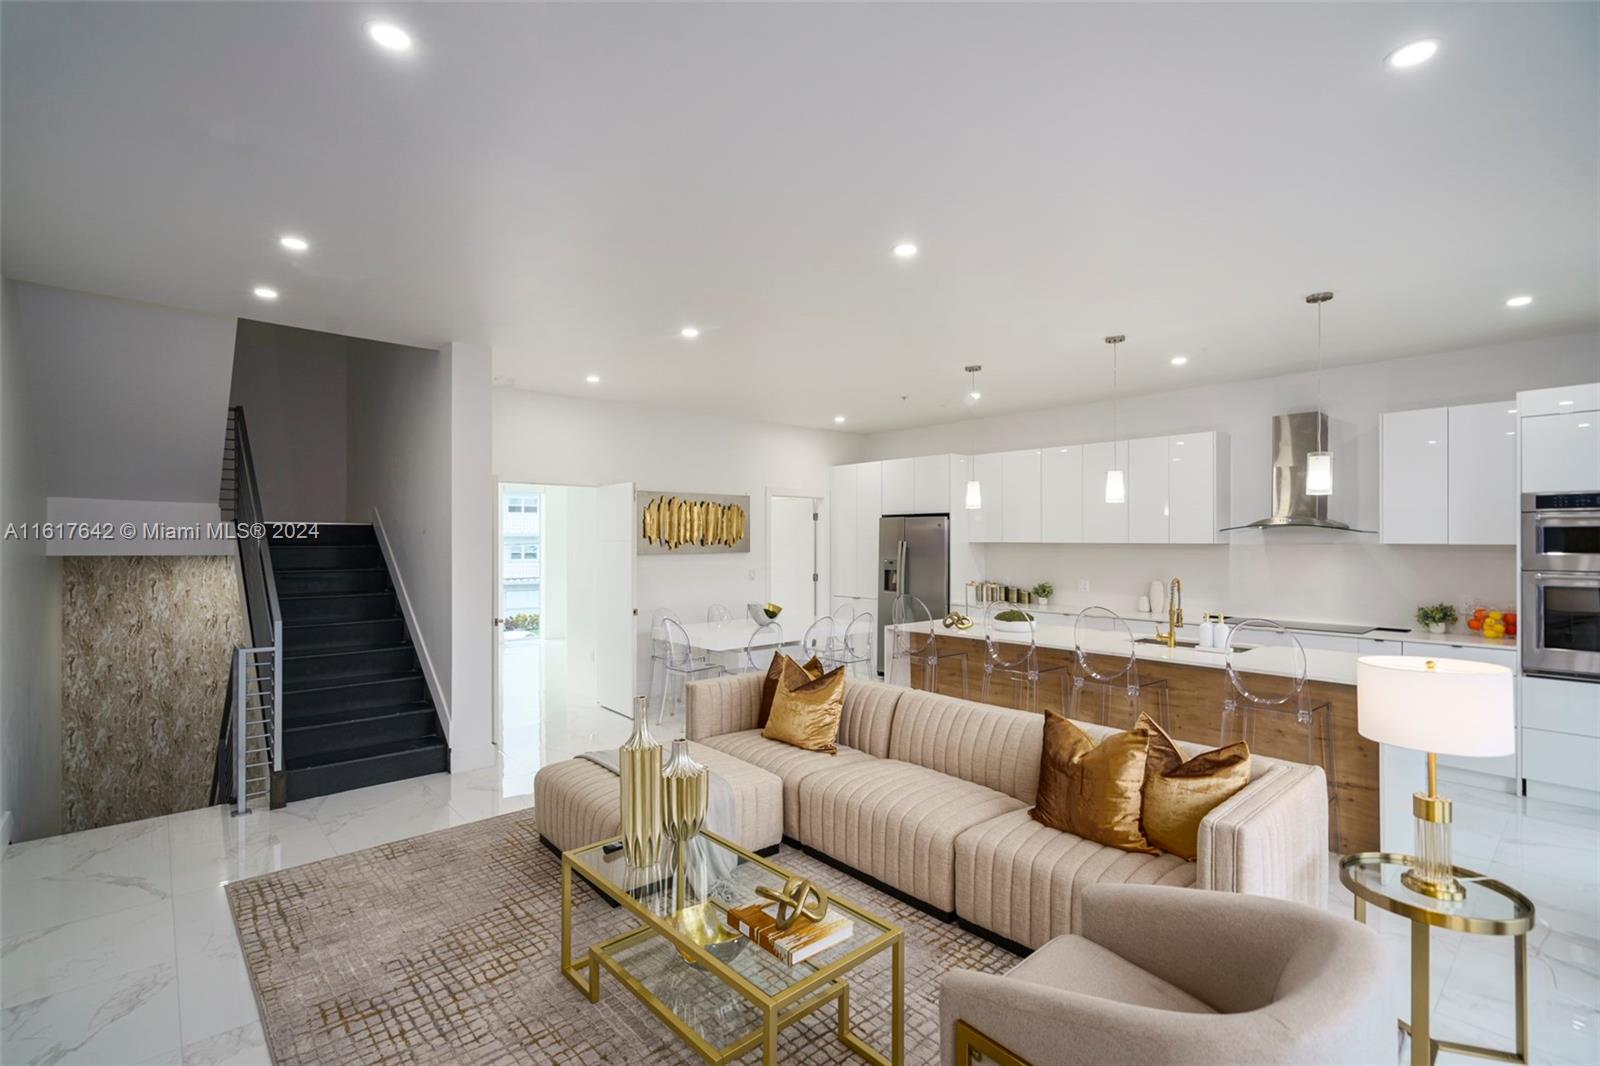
[769,495,819,619]
[595,481,637,715]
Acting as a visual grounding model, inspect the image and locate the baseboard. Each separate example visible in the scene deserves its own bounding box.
[370,506,452,739]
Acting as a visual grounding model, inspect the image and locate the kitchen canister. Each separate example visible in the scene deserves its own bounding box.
[1149,580,1166,614]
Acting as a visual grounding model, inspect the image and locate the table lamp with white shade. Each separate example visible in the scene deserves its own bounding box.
[1356,655,1515,900]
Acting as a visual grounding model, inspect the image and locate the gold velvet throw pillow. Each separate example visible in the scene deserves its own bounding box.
[1030,712,1157,854]
[757,654,823,728]
[762,658,846,753]
[1135,713,1251,861]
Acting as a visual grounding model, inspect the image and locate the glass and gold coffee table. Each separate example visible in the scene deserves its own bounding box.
[561,830,904,1065]
[1340,852,1535,1066]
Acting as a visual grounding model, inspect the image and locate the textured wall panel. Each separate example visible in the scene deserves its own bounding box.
[61,555,244,832]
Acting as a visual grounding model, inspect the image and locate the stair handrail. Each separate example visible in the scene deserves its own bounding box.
[224,406,284,775]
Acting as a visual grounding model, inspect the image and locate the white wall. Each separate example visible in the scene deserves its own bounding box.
[229,320,349,521]
[492,389,862,695]
[864,332,1599,626]
[538,485,570,639]
[1,279,63,843]
[446,342,493,768]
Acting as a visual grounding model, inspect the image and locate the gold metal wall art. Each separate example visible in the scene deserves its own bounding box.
[619,696,664,867]
[638,491,750,554]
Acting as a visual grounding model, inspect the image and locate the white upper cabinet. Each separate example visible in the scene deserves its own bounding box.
[1517,383,1600,417]
[969,453,1005,542]
[1127,436,1170,544]
[1522,411,1600,493]
[913,454,951,513]
[1380,407,1449,544]
[1082,440,1130,543]
[1041,446,1084,543]
[880,457,915,515]
[829,464,858,597]
[1448,402,1518,545]
[1001,449,1043,543]
[854,461,883,599]
[1168,432,1224,544]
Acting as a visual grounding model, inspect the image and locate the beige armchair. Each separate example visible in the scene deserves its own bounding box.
[941,884,1393,1066]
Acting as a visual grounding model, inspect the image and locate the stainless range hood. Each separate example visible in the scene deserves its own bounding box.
[1222,411,1373,532]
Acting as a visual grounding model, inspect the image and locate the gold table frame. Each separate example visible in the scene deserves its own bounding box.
[1340,852,1535,1066]
[561,832,905,1065]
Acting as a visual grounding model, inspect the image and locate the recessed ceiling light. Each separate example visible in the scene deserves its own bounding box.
[278,234,309,253]
[585,374,600,384]
[1505,295,1533,308]
[1581,423,1593,429]
[1505,431,1516,436]
[1427,440,1438,445]
[679,325,700,339]
[1387,39,1439,69]
[252,286,278,301]
[1170,355,1188,366]
[893,242,919,259]
[833,415,846,424]
[1559,400,1574,406]
[1507,408,1518,414]
[366,21,414,52]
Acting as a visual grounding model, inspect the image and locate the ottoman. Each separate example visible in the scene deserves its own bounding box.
[533,743,784,856]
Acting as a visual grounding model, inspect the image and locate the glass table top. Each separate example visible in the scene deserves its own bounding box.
[1340,852,1534,934]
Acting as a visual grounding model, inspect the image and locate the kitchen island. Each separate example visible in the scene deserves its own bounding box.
[885,619,1379,852]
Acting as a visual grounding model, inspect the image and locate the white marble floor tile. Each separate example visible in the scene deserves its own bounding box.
[0,900,176,1008]
[1,861,174,938]
[181,1020,268,1066]
[174,940,258,1047]
[1,816,171,886]
[166,808,336,897]
[1,960,181,1066]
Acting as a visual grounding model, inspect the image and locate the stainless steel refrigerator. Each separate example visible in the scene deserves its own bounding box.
[877,514,951,673]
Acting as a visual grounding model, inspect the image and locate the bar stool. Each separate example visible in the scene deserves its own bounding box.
[654,617,725,725]
[979,601,1071,714]
[890,594,969,696]
[1218,618,1340,850]
[1066,606,1172,730]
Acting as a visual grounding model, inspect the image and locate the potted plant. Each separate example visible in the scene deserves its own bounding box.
[1415,603,1458,635]
[991,608,1036,635]
[1032,582,1054,608]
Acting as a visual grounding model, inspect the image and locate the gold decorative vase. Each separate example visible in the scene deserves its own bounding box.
[662,738,710,843]
[619,696,664,867]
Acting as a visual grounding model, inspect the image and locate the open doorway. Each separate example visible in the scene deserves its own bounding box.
[495,482,629,771]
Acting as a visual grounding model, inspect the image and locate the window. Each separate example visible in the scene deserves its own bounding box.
[507,542,540,562]
[506,495,540,514]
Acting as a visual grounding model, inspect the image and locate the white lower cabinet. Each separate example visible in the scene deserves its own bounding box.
[1403,642,1519,780]
[1520,675,1600,794]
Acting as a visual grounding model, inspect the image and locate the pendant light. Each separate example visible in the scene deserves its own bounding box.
[1305,293,1334,497]
[963,365,983,508]
[1104,336,1126,504]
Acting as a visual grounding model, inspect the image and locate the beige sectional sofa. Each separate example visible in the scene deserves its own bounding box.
[686,673,1329,950]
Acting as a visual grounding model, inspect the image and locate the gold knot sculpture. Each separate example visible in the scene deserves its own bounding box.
[754,876,829,930]
[942,611,973,630]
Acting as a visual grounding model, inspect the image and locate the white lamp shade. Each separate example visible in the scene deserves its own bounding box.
[1305,451,1333,496]
[1356,655,1514,757]
[964,479,982,509]
[1104,468,1126,504]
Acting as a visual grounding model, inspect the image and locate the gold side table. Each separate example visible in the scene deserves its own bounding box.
[1340,852,1535,1066]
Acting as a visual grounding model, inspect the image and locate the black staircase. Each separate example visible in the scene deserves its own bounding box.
[273,523,449,799]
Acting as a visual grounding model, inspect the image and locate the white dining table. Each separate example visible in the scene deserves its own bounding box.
[677,616,815,654]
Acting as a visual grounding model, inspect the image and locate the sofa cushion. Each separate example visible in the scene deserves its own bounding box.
[797,759,1027,912]
[1007,933,1216,1014]
[838,678,902,757]
[955,809,1196,950]
[887,689,1043,802]
[531,745,783,854]
[699,729,873,836]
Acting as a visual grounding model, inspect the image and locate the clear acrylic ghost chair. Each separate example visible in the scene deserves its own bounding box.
[1066,606,1171,729]
[890,594,969,696]
[827,601,857,656]
[706,604,733,623]
[1219,618,1339,850]
[798,616,835,665]
[654,616,725,725]
[648,608,683,718]
[979,601,1071,714]
[740,621,783,674]
[828,609,875,678]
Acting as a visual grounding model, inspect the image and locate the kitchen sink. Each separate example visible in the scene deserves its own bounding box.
[1134,637,1254,652]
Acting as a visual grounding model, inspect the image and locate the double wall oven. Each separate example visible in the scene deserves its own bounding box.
[1521,492,1600,679]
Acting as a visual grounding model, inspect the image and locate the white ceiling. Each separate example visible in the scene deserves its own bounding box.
[3,2,1596,433]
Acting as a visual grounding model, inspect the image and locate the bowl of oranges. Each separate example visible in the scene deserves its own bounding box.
[1467,606,1515,640]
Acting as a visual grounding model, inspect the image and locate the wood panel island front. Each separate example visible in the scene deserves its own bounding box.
[884,620,1379,854]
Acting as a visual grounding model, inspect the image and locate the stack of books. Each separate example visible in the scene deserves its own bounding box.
[726,900,854,966]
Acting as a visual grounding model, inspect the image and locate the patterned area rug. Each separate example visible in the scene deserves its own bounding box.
[227,808,1018,1064]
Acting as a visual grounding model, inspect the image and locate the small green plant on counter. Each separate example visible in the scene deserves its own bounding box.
[1415,604,1457,627]
[1031,582,1054,600]
[994,609,1035,623]
[505,612,541,633]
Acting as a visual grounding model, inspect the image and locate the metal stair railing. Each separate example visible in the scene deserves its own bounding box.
[216,406,284,815]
